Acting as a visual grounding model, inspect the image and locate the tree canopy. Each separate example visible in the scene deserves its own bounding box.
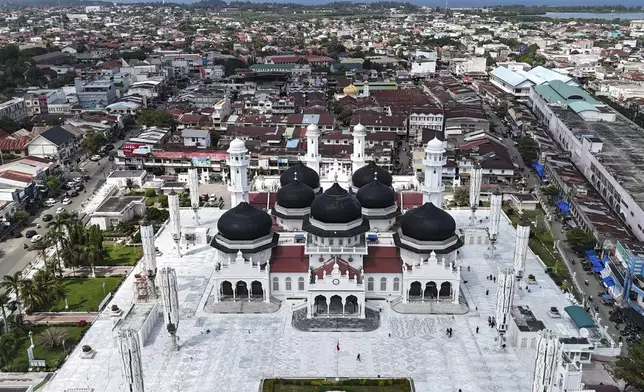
[517,136,539,164]
[82,131,107,155]
[615,338,644,390]
[565,228,596,253]
[137,109,176,129]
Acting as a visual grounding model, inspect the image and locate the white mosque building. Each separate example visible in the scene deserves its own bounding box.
[209,123,470,319]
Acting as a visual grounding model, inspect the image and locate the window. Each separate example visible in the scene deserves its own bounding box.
[367,277,374,291]
[298,277,305,291]
[285,277,292,291]
[393,278,400,291]
[272,277,279,291]
[380,277,387,291]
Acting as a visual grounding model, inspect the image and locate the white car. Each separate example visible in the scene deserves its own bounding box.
[56,207,66,214]
[62,198,72,205]
[44,198,57,207]
[30,234,43,243]
[90,154,102,161]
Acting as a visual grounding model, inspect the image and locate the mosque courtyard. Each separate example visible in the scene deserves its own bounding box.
[42,209,588,392]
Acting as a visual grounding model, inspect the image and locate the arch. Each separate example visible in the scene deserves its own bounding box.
[235,281,248,297]
[424,281,438,299]
[285,277,292,291]
[409,281,422,300]
[251,281,263,300]
[521,337,528,348]
[530,338,537,348]
[272,277,279,291]
[468,236,474,244]
[314,295,327,316]
[367,277,374,291]
[298,277,305,291]
[221,280,233,300]
[345,295,359,315]
[329,295,343,315]
[439,282,452,299]
[476,236,482,245]
[393,277,400,292]
[380,277,387,291]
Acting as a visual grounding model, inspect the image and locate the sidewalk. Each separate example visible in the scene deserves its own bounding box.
[62,266,132,277]
[24,312,99,324]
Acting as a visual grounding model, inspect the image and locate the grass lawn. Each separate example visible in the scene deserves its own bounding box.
[8,325,88,371]
[48,277,124,312]
[263,379,411,392]
[102,244,143,266]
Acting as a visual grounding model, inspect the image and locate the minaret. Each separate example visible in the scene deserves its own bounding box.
[421,137,446,206]
[532,330,561,392]
[487,189,503,258]
[117,328,145,392]
[513,217,531,279]
[351,123,367,174]
[168,190,182,258]
[187,167,200,225]
[363,80,370,96]
[140,219,157,297]
[469,163,482,225]
[159,267,180,351]
[226,138,250,207]
[495,268,515,348]
[305,123,321,174]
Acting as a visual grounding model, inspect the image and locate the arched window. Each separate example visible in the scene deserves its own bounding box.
[367,277,374,291]
[285,277,292,291]
[380,277,387,291]
[272,277,279,291]
[298,277,305,291]
[393,277,400,292]
[521,338,528,348]
[530,338,537,348]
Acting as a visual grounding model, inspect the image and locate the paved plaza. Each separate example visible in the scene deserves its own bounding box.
[42,209,590,392]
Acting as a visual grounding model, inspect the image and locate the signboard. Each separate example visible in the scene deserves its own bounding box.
[29,360,46,368]
[122,142,151,157]
[519,44,526,54]
[191,157,211,167]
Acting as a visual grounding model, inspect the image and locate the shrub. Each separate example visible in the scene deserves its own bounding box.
[82,344,92,353]
[145,198,154,206]
[144,188,156,197]
[38,327,70,348]
[111,304,120,312]
[78,320,88,327]
[157,194,168,208]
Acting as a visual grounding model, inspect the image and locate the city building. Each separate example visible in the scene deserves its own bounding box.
[74,78,117,110]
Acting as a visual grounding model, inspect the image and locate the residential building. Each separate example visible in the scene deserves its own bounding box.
[181,128,212,149]
[408,107,444,139]
[89,196,147,230]
[26,126,80,163]
[74,78,117,110]
[0,98,27,122]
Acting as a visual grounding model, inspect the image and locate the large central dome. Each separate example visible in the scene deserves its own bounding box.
[356,179,396,209]
[217,202,273,241]
[280,161,320,190]
[400,202,456,241]
[352,161,393,188]
[276,179,315,209]
[310,183,362,224]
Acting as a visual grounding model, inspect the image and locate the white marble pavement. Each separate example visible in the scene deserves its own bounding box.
[41,208,585,392]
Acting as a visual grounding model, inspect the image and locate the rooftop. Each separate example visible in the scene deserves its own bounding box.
[93,196,145,214]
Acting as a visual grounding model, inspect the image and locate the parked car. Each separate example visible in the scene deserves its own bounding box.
[44,198,57,207]
[75,184,85,191]
[25,230,37,238]
[56,207,66,214]
[30,234,43,243]
[90,154,102,161]
[62,198,72,205]
[42,214,53,222]
[70,190,79,197]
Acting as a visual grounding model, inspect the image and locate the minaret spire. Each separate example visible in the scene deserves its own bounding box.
[513,217,531,279]
[226,138,250,207]
[495,268,515,349]
[305,123,321,174]
[469,163,482,225]
[487,189,503,258]
[351,122,367,173]
[421,137,446,206]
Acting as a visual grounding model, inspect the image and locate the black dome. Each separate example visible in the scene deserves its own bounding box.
[400,202,456,241]
[276,180,315,209]
[356,179,396,209]
[310,183,362,224]
[217,202,273,241]
[280,162,320,189]
[352,161,393,188]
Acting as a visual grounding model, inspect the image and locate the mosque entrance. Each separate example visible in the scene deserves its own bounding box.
[424,282,438,299]
[409,281,422,301]
[439,282,452,300]
[314,295,328,315]
[251,281,264,300]
[235,281,249,298]
[329,295,343,315]
[220,281,233,301]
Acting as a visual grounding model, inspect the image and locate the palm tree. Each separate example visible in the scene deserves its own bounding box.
[0,292,11,333]
[19,280,43,313]
[82,244,102,276]
[125,178,135,194]
[46,214,71,277]
[0,334,17,368]
[0,272,23,316]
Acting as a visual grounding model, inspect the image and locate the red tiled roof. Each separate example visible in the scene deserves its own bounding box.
[0,133,33,151]
[270,245,308,272]
[152,151,228,160]
[398,192,423,209]
[363,246,401,273]
[249,192,277,209]
[315,257,360,279]
[0,170,33,183]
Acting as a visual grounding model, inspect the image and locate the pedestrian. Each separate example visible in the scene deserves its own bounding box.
[476,326,479,334]
[467,266,471,272]
[357,353,361,362]
[493,276,496,282]
[446,328,450,336]
[485,289,489,296]
[388,333,391,337]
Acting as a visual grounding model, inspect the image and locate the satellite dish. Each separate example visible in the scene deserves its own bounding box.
[579,328,590,338]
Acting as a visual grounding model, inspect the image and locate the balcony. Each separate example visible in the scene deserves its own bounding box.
[305,237,368,255]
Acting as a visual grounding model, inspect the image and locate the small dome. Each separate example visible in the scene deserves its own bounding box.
[353,123,366,135]
[352,161,392,188]
[228,138,246,153]
[276,179,315,209]
[343,84,359,95]
[306,123,319,135]
[217,202,273,241]
[357,179,396,209]
[280,161,320,190]
[310,183,362,224]
[426,137,444,151]
[400,202,456,241]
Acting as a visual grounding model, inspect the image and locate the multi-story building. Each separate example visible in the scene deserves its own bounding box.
[0,98,27,122]
[408,106,444,139]
[23,89,68,116]
[74,79,117,110]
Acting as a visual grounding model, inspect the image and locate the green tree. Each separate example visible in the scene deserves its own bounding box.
[19,279,43,313]
[146,207,169,224]
[542,186,559,196]
[38,327,69,348]
[137,109,176,129]
[82,131,107,155]
[0,292,11,333]
[453,187,469,206]
[47,213,72,277]
[1,272,23,316]
[0,334,17,368]
[566,228,596,253]
[615,338,644,390]
[517,136,538,164]
[44,175,61,194]
[11,210,29,227]
[125,178,136,194]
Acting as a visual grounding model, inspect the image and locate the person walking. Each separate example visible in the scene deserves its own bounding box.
[357,353,361,362]
[476,326,479,334]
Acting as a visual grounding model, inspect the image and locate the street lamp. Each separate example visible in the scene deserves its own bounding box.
[173,233,182,258]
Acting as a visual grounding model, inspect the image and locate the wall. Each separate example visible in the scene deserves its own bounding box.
[271,272,309,298]
[364,272,403,297]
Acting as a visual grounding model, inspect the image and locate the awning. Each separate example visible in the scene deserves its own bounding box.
[367,234,378,241]
[294,234,305,239]
[601,294,613,300]
[602,277,616,287]
[592,266,604,273]
[564,305,596,329]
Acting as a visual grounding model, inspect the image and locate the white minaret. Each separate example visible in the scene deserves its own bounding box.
[187,167,200,226]
[488,190,503,258]
[421,137,446,206]
[226,138,250,207]
[168,190,181,258]
[305,123,321,174]
[117,328,145,392]
[469,163,482,225]
[495,268,515,348]
[159,267,180,351]
[532,330,561,392]
[140,219,157,297]
[351,123,367,174]
[513,217,531,279]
